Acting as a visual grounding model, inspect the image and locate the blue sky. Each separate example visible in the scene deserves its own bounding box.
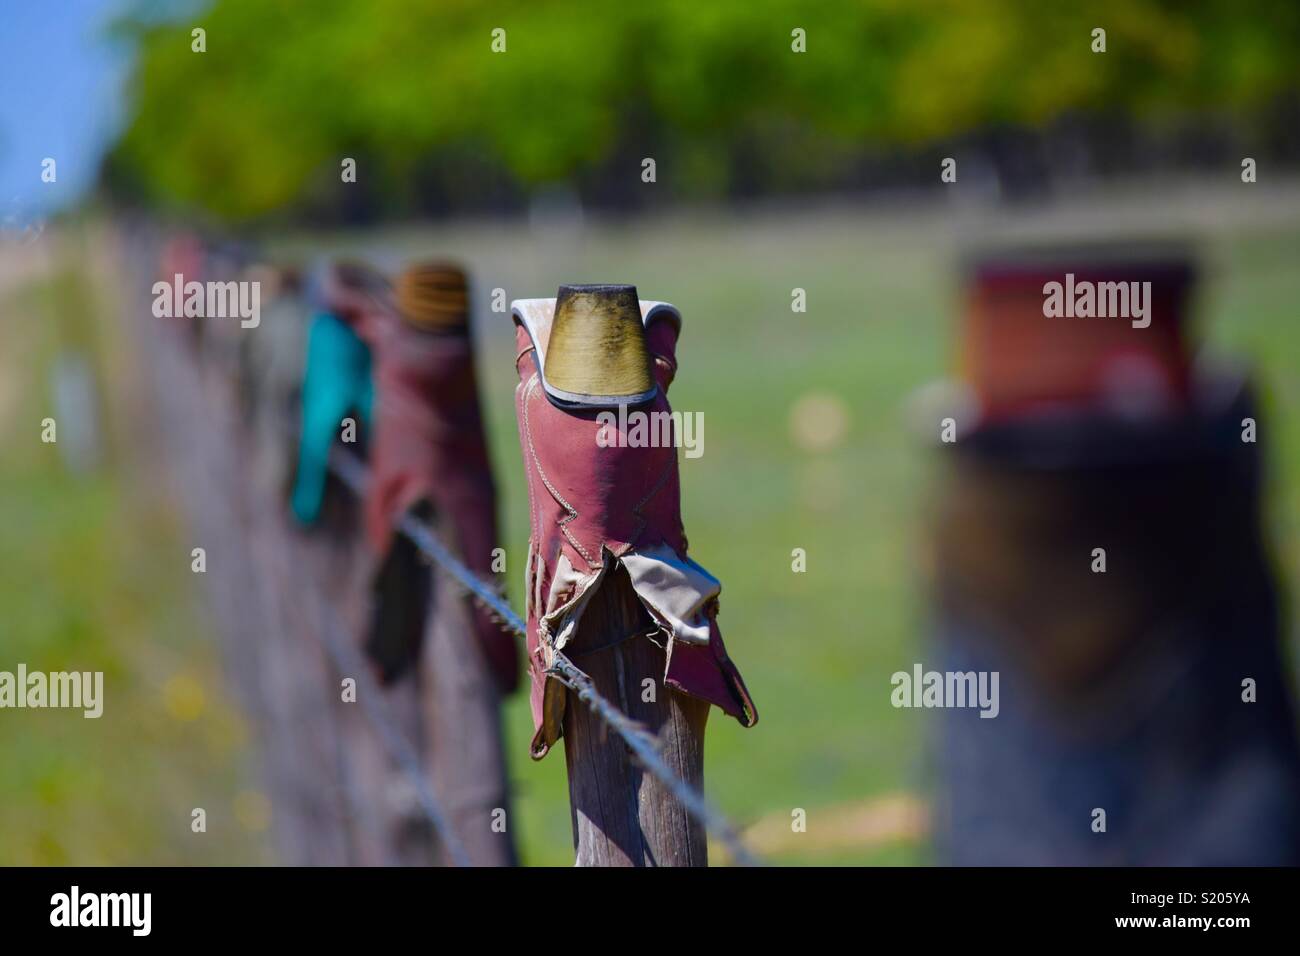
[0,0,131,224]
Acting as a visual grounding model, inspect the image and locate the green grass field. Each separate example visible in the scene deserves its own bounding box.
[4,185,1300,864]
[0,250,266,864]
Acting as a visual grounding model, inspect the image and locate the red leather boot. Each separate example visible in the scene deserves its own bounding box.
[326,262,519,694]
[510,284,756,759]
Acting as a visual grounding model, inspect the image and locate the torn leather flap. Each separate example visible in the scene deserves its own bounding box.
[511,299,756,760]
[363,312,520,694]
[617,545,756,726]
[620,545,720,646]
[527,545,758,760]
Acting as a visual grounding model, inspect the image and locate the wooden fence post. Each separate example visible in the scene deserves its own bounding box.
[562,563,710,866]
[294,488,406,866]
[421,512,518,866]
[138,243,517,866]
[144,307,353,865]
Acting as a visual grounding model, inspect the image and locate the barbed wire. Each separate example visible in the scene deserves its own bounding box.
[327,445,763,866]
[544,653,761,867]
[152,287,762,867]
[309,595,473,868]
[150,328,474,867]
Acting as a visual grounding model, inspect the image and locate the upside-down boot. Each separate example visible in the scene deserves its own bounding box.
[339,262,519,693]
[510,284,757,759]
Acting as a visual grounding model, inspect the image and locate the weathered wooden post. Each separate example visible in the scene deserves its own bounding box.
[421,510,517,866]
[140,247,354,865]
[562,565,712,865]
[278,266,393,862]
[925,240,1300,864]
[508,286,758,866]
[317,260,520,866]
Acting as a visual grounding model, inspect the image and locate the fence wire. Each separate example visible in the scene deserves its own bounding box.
[327,445,763,867]
[151,280,762,867]
[311,598,474,867]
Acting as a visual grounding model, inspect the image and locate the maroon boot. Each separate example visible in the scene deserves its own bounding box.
[326,262,519,694]
[510,284,756,759]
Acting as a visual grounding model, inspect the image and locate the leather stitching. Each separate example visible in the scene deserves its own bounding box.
[523,376,597,568]
[620,455,674,556]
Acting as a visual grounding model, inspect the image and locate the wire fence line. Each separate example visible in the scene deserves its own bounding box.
[326,445,763,867]
[307,586,474,868]
[137,311,471,865]
[144,268,762,865]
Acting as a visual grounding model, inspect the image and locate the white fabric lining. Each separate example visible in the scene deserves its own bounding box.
[510,297,681,406]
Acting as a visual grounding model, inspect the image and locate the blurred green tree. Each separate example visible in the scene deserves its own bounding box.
[103,0,1300,221]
